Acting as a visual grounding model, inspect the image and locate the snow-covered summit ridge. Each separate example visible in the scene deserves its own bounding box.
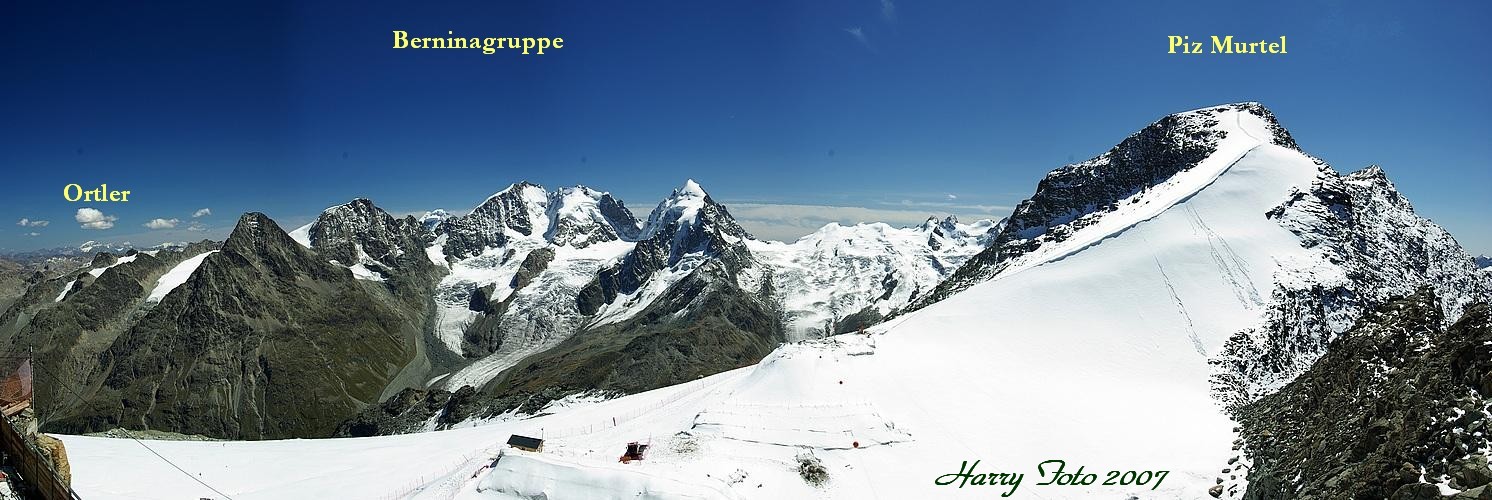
[913,102,1299,310]
[436,182,641,259]
[638,179,746,241]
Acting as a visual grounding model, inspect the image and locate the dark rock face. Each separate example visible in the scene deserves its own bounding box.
[495,259,782,401]
[911,103,1295,312]
[306,198,438,295]
[461,297,510,358]
[577,186,754,315]
[1237,290,1492,499]
[334,385,569,437]
[457,247,556,358]
[511,247,555,290]
[333,385,483,437]
[599,194,642,241]
[468,284,497,313]
[439,182,543,260]
[832,306,883,335]
[544,188,641,249]
[43,213,422,439]
[1212,165,1492,404]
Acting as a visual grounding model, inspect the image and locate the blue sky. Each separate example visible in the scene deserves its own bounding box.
[3,0,1488,252]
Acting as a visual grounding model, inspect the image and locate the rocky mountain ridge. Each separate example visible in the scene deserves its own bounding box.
[910,103,1305,311]
[1236,289,1492,499]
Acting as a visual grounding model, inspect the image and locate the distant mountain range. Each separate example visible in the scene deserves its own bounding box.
[2,172,997,438]
[9,103,1492,498]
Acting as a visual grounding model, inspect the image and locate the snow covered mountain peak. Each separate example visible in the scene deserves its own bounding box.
[646,180,711,231]
[914,215,948,232]
[480,181,546,205]
[544,185,642,248]
[417,209,451,232]
[1169,101,1301,152]
[677,178,706,197]
[913,102,1308,310]
[640,180,749,241]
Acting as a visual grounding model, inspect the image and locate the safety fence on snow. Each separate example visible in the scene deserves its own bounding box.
[689,400,910,450]
[373,374,729,499]
[516,374,725,441]
[374,449,487,500]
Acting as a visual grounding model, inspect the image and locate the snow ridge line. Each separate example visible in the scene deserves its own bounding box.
[886,116,1268,337]
[1012,142,1266,279]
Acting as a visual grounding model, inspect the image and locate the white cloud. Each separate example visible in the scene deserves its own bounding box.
[144,218,181,230]
[192,208,212,218]
[946,194,958,200]
[26,232,39,237]
[186,221,208,232]
[16,218,49,227]
[843,26,870,49]
[881,0,896,22]
[75,208,117,230]
[726,202,1005,242]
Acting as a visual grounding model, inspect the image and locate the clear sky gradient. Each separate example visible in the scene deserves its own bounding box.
[3,0,1488,252]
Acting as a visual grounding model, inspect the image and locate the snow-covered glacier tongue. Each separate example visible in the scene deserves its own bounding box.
[425,182,644,389]
[749,216,998,339]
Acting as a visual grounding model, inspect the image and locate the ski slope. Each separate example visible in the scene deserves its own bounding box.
[58,106,1327,499]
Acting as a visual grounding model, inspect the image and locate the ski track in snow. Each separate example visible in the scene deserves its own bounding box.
[1154,255,1207,356]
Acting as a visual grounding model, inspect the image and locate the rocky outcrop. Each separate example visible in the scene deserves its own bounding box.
[333,385,481,437]
[1237,289,1492,499]
[1212,165,1492,404]
[34,433,70,487]
[438,182,546,260]
[305,198,439,295]
[545,187,641,248]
